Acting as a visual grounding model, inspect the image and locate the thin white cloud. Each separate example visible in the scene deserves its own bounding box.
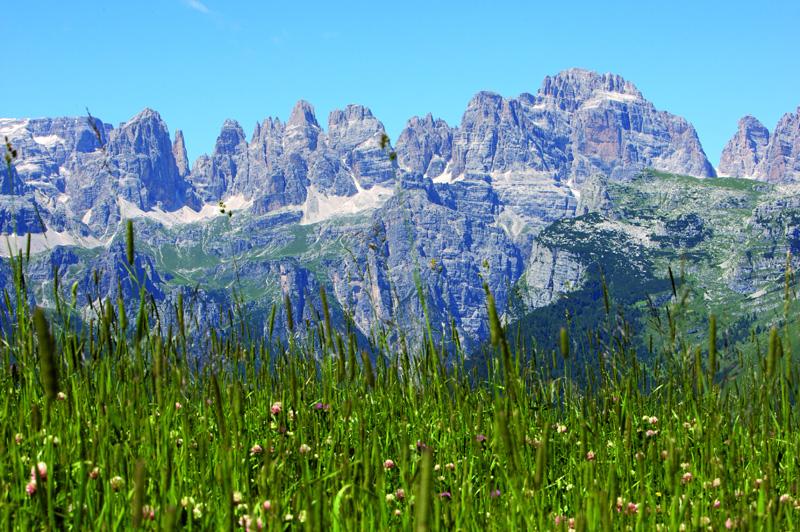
[183,0,210,14]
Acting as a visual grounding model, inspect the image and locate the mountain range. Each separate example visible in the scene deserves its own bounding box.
[2,68,799,354]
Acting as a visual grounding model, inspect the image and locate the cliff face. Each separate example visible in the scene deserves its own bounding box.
[0,68,732,350]
[397,68,716,185]
[719,116,770,177]
[719,108,800,183]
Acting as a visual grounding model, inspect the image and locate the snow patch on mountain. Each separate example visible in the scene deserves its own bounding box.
[33,135,65,147]
[566,177,581,200]
[496,207,528,239]
[300,184,394,225]
[432,165,463,184]
[0,230,104,257]
[581,91,640,109]
[0,119,29,138]
[117,194,254,227]
[15,162,40,173]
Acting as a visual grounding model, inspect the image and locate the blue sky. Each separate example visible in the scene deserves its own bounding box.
[3,0,798,165]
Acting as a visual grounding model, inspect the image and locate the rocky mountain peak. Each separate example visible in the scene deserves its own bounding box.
[719,108,800,182]
[538,68,643,111]
[718,115,770,177]
[106,108,192,211]
[130,107,161,121]
[326,104,395,188]
[466,91,505,113]
[214,119,246,155]
[395,114,454,178]
[328,104,386,151]
[172,129,189,177]
[251,117,284,145]
[761,108,800,182]
[286,101,321,152]
[111,107,172,151]
[287,100,320,129]
[329,104,376,125]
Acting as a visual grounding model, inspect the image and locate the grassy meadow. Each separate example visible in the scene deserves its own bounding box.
[1,221,799,532]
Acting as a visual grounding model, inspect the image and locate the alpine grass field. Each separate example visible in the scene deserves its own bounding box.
[2,208,800,531]
[4,0,800,527]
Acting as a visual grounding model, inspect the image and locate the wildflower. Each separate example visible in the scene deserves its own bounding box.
[661,450,669,460]
[439,491,451,500]
[232,491,243,505]
[712,477,721,488]
[445,462,455,471]
[250,444,263,455]
[569,518,576,529]
[299,444,311,455]
[383,459,395,470]
[780,493,792,504]
[555,424,568,434]
[713,499,721,509]
[700,516,711,526]
[56,392,66,401]
[725,517,734,529]
[31,462,47,481]
[271,402,282,415]
[394,509,402,516]
[256,517,264,530]
[175,402,183,410]
[648,416,658,425]
[586,450,596,461]
[262,500,272,511]
[110,476,125,491]
[313,402,330,412]
[386,493,395,503]
[627,502,639,514]
[193,506,203,520]
[143,505,156,521]
[14,433,22,445]
[298,511,307,523]
[89,467,100,480]
[635,451,645,461]
[25,480,36,496]
[554,515,566,526]
[645,429,659,438]
[681,472,693,485]
[395,488,405,501]
[754,478,763,489]
[434,464,441,472]
[239,515,251,529]
[490,489,501,498]
[416,440,428,451]
[475,434,487,443]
